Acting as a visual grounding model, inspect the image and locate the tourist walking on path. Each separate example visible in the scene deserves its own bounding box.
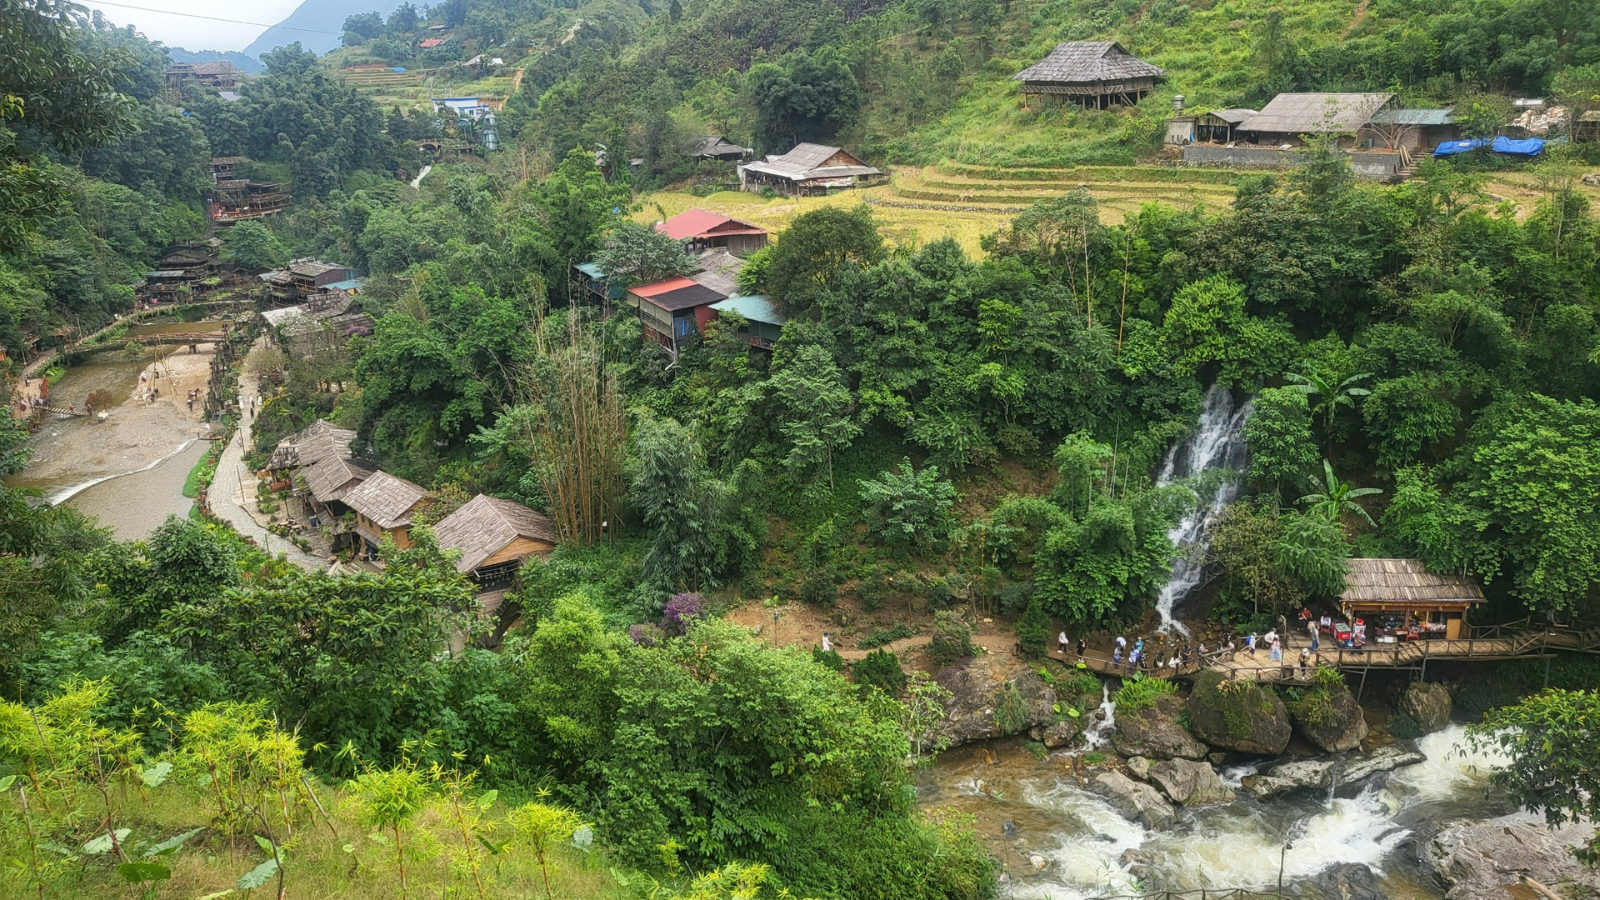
[1113,646,1123,671]
[1270,638,1283,662]
[1246,633,1258,657]
[1308,619,1320,651]
[1059,631,1069,655]
[1076,637,1086,661]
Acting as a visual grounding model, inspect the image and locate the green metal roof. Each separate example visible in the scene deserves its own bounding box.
[575,261,606,278]
[710,295,786,327]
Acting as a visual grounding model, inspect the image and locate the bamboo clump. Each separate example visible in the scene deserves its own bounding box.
[514,308,625,545]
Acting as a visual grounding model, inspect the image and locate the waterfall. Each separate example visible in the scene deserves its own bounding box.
[1079,684,1117,751]
[1153,384,1253,634]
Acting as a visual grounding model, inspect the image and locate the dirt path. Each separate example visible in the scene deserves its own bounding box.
[207,336,325,570]
[1342,0,1370,36]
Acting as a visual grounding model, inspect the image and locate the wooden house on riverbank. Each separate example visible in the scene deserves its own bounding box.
[344,471,433,554]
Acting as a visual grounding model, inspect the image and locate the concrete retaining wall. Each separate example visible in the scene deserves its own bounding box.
[1181,144,1401,178]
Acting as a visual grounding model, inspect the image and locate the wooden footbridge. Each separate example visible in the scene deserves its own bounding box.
[1063,619,1600,692]
[24,403,89,418]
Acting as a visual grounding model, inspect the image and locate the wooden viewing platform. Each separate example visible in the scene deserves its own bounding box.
[1062,619,1600,691]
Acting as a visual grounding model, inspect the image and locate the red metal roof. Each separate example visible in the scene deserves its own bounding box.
[657,208,728,240]
[630,276,699,297]
[419,38,445,48]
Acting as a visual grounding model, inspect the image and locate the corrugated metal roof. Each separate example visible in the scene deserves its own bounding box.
[740,143,881,182]
[1013,42,1165,85]
[1206,108,1258,124]
[1245,92,1394,134]
[630,276,700,298]
[1371,108,1455,126]
[640,283,725,312]
[658,208,730,240]
[690,248,745,296]
[711,295,786,327]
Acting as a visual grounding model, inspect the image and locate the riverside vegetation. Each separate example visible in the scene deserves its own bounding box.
[5,0,1600,897]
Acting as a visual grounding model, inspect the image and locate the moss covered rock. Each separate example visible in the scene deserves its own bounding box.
[1185,670,1291,755]
[1286,673,1368,753]
[1398,681,1452,733]
[1112,695,1209,760]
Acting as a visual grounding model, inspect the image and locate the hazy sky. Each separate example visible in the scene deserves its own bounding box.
[81,0,308,51]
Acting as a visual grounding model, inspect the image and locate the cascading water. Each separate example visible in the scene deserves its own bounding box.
[918,725,1510,900]
[1153,384,1253,633]
[1078,685,1117,751]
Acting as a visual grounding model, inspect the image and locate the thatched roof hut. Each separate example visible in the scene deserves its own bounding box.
[433,494,558,578]
[1013,41,1165,107]
[299,455,373,504]
[269,420,356,472]
[1340,559,1483,638]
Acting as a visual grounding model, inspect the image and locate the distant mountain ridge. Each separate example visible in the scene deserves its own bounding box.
[166,48,265,74]
[243,0,408,59]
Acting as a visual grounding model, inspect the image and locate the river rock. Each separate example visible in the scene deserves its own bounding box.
[1310,862,1384,900]
[1126,756,1152,781]
[1241,744,1426,799]
[1112,695,1209,760]
[1185,671,1292,755]
[1088,770,1177,830]
[1147,757,1235,805]
[1289,682,1369,753]
[935,654,1057,748]
[1029,715,1085,749]
[1399,682,1452,733]
[1421,810,1600,900]
[1119,848,1163,887]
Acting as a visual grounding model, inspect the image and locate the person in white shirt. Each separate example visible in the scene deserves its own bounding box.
[821,632,832,653]
[1058,631,1069,655]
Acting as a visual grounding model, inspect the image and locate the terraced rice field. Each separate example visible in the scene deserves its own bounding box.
[643,161,1250,256]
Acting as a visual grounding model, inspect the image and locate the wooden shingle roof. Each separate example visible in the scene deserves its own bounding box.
[343,471,431,529]
[269,420,356,471]
[433,494,558,573]
[1013,41,1165,85]
[1340,558,1485,605]
[301,455,373,503]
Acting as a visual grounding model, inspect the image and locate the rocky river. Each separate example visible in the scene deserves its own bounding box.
[916,717,1596,900]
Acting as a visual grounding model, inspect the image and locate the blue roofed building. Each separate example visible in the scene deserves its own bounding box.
[709,295,786,350]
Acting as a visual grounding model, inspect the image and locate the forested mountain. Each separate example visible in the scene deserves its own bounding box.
[4,0,1600,898]
[244,0,410,58]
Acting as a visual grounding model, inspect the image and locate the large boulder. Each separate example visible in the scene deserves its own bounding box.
[1087,770,1177,830]
[1310,863,1384,900]
[935,654,1056,748]
[1399,682,1452,733]
[1113,695,1209,760]
[1029,716,1084,749]
[1287,679,1369,753]
[1241,744,1426,800]
[1147,757,1236,805]
[1421,811,1600,900]
[1185,671,1292,756]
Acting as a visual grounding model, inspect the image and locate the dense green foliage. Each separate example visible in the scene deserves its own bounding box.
[1469,689,1600,864]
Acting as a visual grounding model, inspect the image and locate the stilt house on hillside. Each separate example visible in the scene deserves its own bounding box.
[344,471,433,555]
[738,144,885,196]
[684,135,752,161]
[1013,41,1165,108]
[656,208,769,255]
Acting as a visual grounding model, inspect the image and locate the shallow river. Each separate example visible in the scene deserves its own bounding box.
[5,356,206,540]
[917,725,1511,899]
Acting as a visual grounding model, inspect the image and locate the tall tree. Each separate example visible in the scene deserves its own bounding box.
[768,342,860,491]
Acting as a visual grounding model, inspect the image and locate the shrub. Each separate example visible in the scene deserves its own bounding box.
[923,575,956,610]
[1014,596,1050,658]
[994,682,1029,735]
[858,623,914,649]
[854,649,906,695]
[857,571,890,613]
[660,593,704,637]
[1114,675,1176,713]
[1389,712,1423,740]
[998,580,1034,616]
[929,611,973,667]
[858,458,957,553]
[811,646,844,672]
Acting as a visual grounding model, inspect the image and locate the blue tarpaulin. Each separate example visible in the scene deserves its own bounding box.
[1433,139,1489,156]
[1433,136,1545,157]
[1492,136,1544,157]
[392,67,406,73]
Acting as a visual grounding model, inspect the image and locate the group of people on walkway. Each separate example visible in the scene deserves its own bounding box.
[1054,631,1212,675]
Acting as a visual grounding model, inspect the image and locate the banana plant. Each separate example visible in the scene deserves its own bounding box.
[1285,368,1372,442]
[1297,459,1382,528]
